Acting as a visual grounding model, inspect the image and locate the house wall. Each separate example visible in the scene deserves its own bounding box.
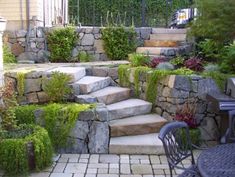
[0,0,68,31]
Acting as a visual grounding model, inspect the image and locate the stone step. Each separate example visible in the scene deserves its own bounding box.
[109,114,167,137]
[90,86,131,105]
[152,28,187,34]
[75,76,111,94]
[46,67,86,83]
[136,45,192,56]
[150,33,187,41]
[109,133,165,154]
[107,99,152,120]
[144,40,179,47]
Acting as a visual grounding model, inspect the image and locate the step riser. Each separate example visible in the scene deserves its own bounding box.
[108,105,152,120]
[144,40,179,47]
[109,145,165,155]
[150,34,186,41]
[136,45,192,56]
[152,28,187,34]
[111,121,166,137]
[95,90,130,105]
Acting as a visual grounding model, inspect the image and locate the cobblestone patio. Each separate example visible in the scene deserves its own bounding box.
[27,151,201,177]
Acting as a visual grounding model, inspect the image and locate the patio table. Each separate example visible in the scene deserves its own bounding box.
[197,143,235,177]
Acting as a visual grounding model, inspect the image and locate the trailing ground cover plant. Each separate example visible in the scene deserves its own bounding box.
[43,71,72,102]
[3,45,16,63]
[0,82,53,175]
[47,27,78,62]
[102,26,137,60]
[14,103,92,150]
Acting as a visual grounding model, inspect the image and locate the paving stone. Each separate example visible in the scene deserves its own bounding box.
[98,168,108,174]
[152,164,169,169]
[85,175,96,177]
[65,163,87,173]
[79,159,89,163]
[97,175,118,177]
[131,164,153,175]
[69,157,78,163]
[53,163,67,173]
[109,168,119,174]
[74,174,85,177]
[153,169,165,175]
[140,159,150,164]
[110,164,119,169]
[100,154,119,163]
[120,164,131,174]
[150,155,160,164]
[130,159,140,164]
[120,175,142,177]
[87,168,97,174]
[88,163,109,169]
[50,173,73,177]
[29,172,50,177]
[89,154,99,163]
[58,157,69,163]
[81,154,90,159]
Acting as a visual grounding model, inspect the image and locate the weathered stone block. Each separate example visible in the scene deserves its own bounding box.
[26,93,38,103]
[88,121,109,153]
[75,95,97,104]
[17,52,38,62]
[24,78,42,93]
[69,121,89,140]
[16,30,27,38]
[37,91,49,103]
[92,67,108,77]
[81,34,95,46]
[11,43,24,56]
[64,138,88,154]
[94,40,105,53]
[79,109,96,121]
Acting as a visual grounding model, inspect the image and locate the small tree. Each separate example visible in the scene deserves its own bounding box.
[191,0,235,44]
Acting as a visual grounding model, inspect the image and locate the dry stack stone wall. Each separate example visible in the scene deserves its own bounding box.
[3,27,156,63]
[127,70,222,141]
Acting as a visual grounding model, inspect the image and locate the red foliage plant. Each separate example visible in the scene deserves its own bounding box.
[149,57,166,68]
[184,57,204,72]
[174,100,198,128]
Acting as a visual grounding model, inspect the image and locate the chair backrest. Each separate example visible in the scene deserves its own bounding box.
[159,121,195,171]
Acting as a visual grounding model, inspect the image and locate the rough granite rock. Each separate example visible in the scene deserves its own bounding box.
[88,121,109,153]
[69,121,89,140]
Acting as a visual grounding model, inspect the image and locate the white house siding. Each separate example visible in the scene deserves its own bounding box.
[0,0,68,31]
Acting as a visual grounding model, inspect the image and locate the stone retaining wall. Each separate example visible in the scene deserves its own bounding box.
[126,69,222,141]
[4,65,119,104]
[3,27,154,63]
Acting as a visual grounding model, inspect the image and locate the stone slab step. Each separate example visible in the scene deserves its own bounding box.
[107,99,152,120]
[136,45,192,56]
[144,40,179,47]
[150,33,187,41]
[109,133,165,154]
[75,76,111,94]
[46,67,86,83]
[109,114,167,137]
[152,28,187,34]
[90,86,131,105]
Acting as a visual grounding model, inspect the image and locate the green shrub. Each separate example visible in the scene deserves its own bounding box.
[0,125,53,175]
[15,103,92,150]
[102,26,137,60]
[190,0,235,44]
[197,39,223,61]
[129,53,150,67]
[78,51,93,62]
[3,45,16,63]
[43,71,72,102]
[47,27,78,62]
[170,56,185,67]
[220,44,235,74]
[156,62,174,70]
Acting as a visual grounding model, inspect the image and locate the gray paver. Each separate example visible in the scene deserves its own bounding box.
[26,152,201,177]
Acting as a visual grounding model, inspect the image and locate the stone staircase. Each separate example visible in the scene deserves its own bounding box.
[136,28,192,59]
[47,66,167,154]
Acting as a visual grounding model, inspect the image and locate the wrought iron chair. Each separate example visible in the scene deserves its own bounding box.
[158,121,201,177]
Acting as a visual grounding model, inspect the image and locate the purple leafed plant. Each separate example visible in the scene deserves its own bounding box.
[184,57,204,72]
[149,57,166,68]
